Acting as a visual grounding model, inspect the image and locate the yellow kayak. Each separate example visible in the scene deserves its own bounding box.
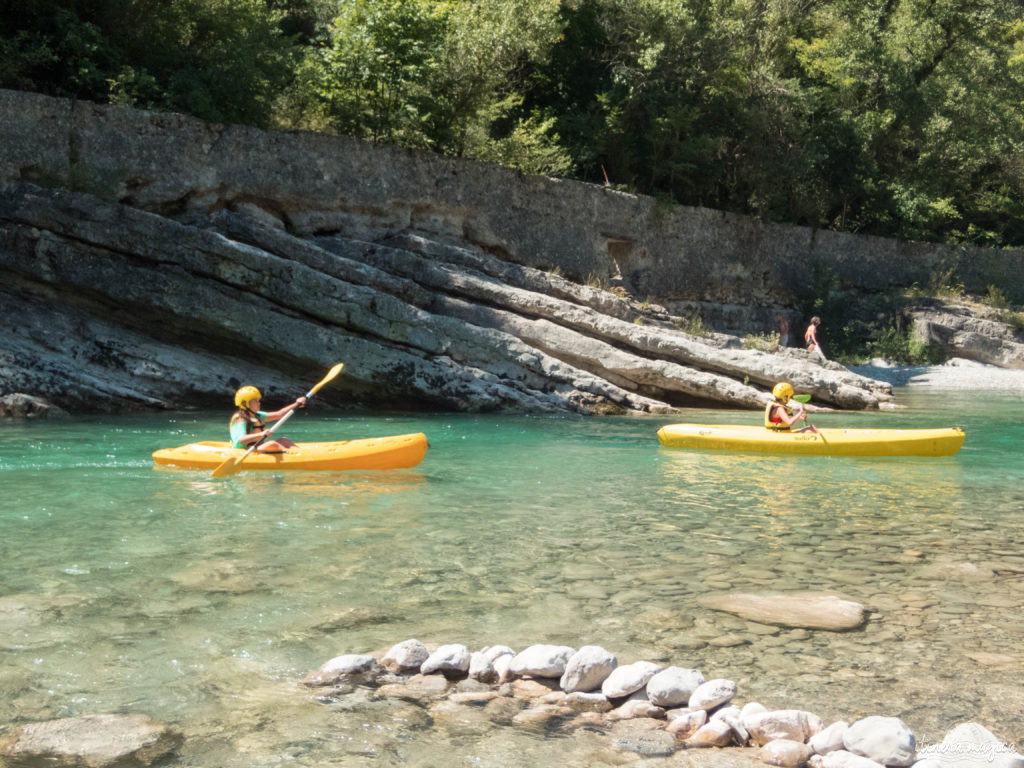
[153,433,428,472]
[657,424,964,457]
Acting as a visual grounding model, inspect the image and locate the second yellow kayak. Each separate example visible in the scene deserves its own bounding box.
[657,424,964,457]
[153,432,428,472]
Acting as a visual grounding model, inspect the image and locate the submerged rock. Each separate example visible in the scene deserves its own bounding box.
[699,593,867,631]
[0,714,182,768]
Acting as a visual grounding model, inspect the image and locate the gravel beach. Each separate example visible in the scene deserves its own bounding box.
[851,357,1024,390]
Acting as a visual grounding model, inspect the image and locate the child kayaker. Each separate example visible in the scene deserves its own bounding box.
[230,386,306,452]
[765,382,817,433]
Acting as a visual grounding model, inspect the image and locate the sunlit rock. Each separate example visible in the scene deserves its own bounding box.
[811,721,851,755]
[381,638,429,674]
[560,645,618,693]
[0,714,182,768]
[761,738,815,767]
[745,709,824,745]
[843,716,916,767]
[699,593,867,631]
[688,678,738,711]
[646,666,705,707]
[601,660,662,699]
[303,654,381,687]
[421,643,470,676]
[510,644,575,678]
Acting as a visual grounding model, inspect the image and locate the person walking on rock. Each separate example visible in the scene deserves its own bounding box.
[805,316,826,360]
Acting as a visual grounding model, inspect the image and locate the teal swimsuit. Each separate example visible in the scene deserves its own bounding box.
[230,411,268,449]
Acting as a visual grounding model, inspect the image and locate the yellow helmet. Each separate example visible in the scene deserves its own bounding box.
[772,382,794,402]
[234,385,261,409]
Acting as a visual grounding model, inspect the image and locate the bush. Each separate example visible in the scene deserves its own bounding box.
[742,332,780,352]
[867,327,943,365]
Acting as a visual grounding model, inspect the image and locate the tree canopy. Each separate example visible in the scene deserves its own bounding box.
[3,0,1023,247]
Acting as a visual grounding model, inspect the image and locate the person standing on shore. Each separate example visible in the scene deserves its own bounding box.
[777,314,791,348]
[805,316,826,360]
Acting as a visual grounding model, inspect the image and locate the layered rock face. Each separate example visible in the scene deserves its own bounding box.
[0,183,891,413]
[24,87,1021,413]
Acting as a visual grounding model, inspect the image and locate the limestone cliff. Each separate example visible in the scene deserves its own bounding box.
[16,86,1013,414]
[0,182,891,413]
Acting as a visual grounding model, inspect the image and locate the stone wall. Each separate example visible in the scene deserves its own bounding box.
[3,87,1022,309]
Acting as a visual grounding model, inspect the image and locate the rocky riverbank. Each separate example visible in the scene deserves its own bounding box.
[298,636,1022,768]
[0,182,891,416]
[850,358,1024,390]
[6,631,1021,768]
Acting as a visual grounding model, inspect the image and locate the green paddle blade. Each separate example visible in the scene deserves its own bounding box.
[793,394,811,403]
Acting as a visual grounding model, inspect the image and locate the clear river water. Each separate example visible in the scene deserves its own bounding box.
[1,389,1022,766]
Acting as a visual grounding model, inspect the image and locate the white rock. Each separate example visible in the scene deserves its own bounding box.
[559,645,617,693]
[420,644,470,675]
[811,721,851,755]
[687,719,735,748]
[711,705,741,722]
[746,709,825,745]
[492,653,514,683]
[918,723,1024,768]
[666,709,707,741]
[381,639,429,674]
[762,739,815,767]
[601,660,663,699]
[303,654,380,686]
[509,644,575,678]
[607,699,666,721]
[687,678,737,711]
[468,645,514,682]
[844,716,916,767]
[712,706,749,744]
[822,750,887,768]
[646,666,705,707]
[741,701,768,720]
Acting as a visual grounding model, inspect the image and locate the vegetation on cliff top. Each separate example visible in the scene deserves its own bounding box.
[3,0,1024,250]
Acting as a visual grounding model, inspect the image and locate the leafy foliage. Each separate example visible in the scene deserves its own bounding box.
[3,0,1024,246]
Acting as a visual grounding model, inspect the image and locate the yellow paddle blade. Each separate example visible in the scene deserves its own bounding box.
[309,362,344,397]
[210,455,244,478]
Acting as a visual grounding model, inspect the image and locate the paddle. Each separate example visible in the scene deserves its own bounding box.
[211,362,344,478]
[793,393,811,403]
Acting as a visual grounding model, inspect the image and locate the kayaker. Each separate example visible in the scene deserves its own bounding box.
[230,386,306,452]
[765,382,817,433]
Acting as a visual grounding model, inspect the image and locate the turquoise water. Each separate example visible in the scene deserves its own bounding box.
[1,389,1022,765]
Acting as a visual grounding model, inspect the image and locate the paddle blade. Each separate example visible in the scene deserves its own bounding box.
[211,455,243,478]
[308,362,344,397]
[793,394,811,403]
